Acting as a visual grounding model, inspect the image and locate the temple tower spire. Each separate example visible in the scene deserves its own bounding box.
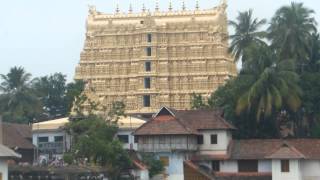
[195,1,199,10]
[155,0,159,11]
[182,1,186,11]
[129,4,133,13]
[115,4,120,13]
[169,1,173,11]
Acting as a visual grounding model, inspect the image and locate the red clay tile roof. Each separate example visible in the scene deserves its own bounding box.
[2,123,34,149]
[265,143,305,159]
[134,115,196,135]
[134,107,235,136]
[231,139,320,160]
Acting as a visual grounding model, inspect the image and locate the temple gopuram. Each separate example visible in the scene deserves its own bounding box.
[74,0,237,115]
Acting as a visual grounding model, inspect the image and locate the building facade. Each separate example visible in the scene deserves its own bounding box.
[134,107,320,180]
[74,1,237,114]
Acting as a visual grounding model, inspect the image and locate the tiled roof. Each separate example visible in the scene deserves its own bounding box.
[134,115,196,135]
[231,139,320,160]
[265,143,305,159]
[134,107,235,136]
[3,123,34,149]
[0,144,21,159]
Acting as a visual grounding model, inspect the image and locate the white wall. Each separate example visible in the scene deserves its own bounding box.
[32,131,71,157]
[272,160,301,180]
[300,160,320,180]
[0,159,8,180]
[117,129,137,150]
[220,160,238,172]
[156,152,186,180]
[198,130,232,155]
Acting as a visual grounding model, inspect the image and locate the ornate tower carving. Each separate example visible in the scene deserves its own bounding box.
[74,2,237,115]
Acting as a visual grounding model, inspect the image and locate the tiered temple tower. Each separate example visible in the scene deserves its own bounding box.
[74,1,237,115]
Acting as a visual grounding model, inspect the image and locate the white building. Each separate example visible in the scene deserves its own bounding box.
[32,118,72,160]
[0,144,21,180]
[134,107,320,180]
[116,116,146,150]
[32,116,146,159]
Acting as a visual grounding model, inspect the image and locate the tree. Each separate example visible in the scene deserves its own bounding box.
[236,45,302,121]
[65,80,85,115]
[33,73,67,119]
[0,67,41,123]
[268,2,317,65]
[65,115,132,179]
[190,93,207,110]
[65,101,132,179]
[229,9,267,63]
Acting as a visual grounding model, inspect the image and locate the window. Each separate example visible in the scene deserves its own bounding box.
[147,34,152,43]
[54,136,63,142]
[143,95,151,107]
[144,77,151,89]
[238,160,258,172]
[146,47,152,56]
[159,156,169,166]
[145,61,151,72]
[134,136,138,143]
[211,134,218,144]
[140,20,144,24]
[38,137,48,143]
[142,137,148,144]
[281,160,290,172]
[197,135,204,145]
[212,161,220,172]
[118,135,129,143]
[159,137,166,144]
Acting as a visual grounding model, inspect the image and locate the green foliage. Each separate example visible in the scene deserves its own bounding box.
[65,115,132,179]
[191,93,208,110]
[65,101,131,179]
[32,73,68,118]
[268,2,317,70]
[0,66,41,123]
[140,153,164,178]
[65,80,85,114]
[63,153,73,165]
[33,74,85,120]
[229,9,267,63]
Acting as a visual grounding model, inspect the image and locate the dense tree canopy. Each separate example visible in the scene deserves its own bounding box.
[229,9,266,63]
[0,68,84,123]
[193,2,320,138]
[0,67,41,123]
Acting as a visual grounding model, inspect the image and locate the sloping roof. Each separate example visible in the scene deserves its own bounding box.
[0,144,21,159]
[135,115,196,135]
[265,143,305,159]
[173,109,236,130]
[3,123,34,149]
[117,116,146,130]
[32,117,69,131]
[230,139,320,160]
[134,107,235,136]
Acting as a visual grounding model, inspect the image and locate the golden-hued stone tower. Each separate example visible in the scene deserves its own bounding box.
[74,1,236,115]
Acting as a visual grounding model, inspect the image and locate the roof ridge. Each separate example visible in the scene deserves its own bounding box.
[265,141,305,159]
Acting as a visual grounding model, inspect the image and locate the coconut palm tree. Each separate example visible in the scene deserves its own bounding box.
[236,45,302,121]
[0,66,41,123]
[268,2,317,64]
[229,9,267,63]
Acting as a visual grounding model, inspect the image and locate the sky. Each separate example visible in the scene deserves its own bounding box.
[0,0,320,81]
